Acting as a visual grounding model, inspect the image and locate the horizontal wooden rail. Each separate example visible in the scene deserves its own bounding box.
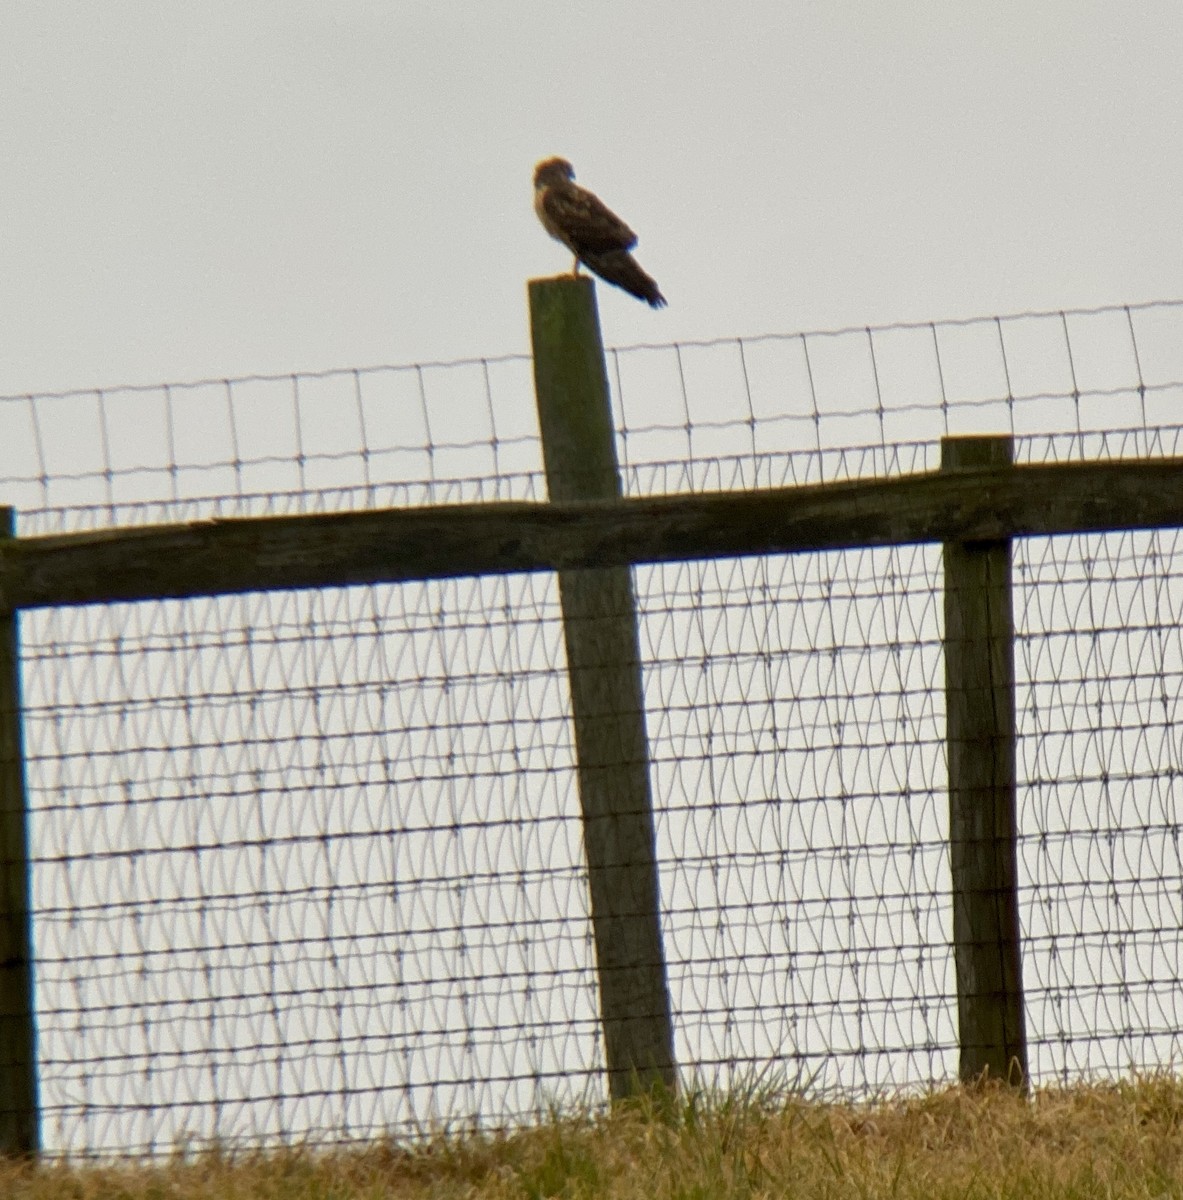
[2,456,1183,611]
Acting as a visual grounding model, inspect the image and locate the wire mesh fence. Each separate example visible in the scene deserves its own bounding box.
[6,299,1183,1154]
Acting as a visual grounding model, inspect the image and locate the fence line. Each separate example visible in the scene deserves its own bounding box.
[4,456,1183,613]
[3,291,1183,1155]
[4,299,1183,537]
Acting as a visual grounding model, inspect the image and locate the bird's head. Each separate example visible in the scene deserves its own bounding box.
[533,157,575,189]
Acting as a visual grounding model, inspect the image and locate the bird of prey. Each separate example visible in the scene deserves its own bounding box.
[533,157,666,308]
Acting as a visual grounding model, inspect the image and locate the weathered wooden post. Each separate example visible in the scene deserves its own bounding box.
[942,436,1028,1088]
[528,275,677,1099]
[0,508,38,1154]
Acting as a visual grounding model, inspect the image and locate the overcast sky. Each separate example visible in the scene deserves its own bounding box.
[2,2,1182,399]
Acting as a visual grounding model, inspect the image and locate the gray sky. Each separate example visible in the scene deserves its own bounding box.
[3,2,1182,399]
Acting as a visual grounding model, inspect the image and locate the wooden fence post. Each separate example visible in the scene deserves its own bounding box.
[942,436,1028,1088]
[0,508,39,1154]
[528,275,677,1099]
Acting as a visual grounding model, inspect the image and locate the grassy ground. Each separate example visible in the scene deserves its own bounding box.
[5,1076,1183,1199]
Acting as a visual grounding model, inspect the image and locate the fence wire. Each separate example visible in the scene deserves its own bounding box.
[6,299,1183,1153]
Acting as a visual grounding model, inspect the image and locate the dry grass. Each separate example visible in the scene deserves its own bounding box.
[5,1076,1183,1199]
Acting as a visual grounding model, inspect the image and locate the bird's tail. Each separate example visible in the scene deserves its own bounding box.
[582,249,667,308]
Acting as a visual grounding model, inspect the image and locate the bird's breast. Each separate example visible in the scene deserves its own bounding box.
[534,186,571,249]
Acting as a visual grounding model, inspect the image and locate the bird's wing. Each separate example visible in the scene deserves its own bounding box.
[541,180,638,254]
[580,249,666,308]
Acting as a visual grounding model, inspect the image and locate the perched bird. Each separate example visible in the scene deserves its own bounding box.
[533,157,666,308]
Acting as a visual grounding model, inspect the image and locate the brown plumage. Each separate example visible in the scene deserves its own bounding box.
[533,157,666,308]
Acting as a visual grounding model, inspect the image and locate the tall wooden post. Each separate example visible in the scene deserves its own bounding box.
[942,436,1028,1088]
[528,275,677,1099]
[0,508,38,1154]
